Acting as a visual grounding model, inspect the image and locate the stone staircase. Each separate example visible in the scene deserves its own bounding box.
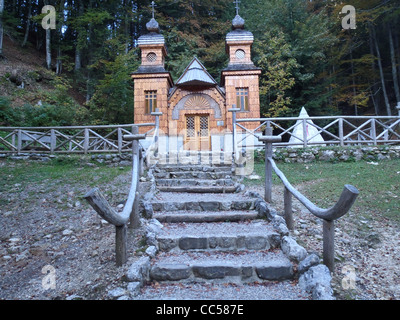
[123,162,333,300]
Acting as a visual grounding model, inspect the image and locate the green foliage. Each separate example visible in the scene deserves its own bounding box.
[2,0,400,122]
[255,31,298,117]
[0,96,21,126]
[15,102,89,127]
[245,0,337,117]
[0,76,90,127]
[89,48,139,124]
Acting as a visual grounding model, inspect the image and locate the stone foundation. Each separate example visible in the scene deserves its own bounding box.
[267,145,400,163]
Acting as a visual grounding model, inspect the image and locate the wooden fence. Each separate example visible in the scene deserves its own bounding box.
[0,123,155,154]
[231,112,400,149]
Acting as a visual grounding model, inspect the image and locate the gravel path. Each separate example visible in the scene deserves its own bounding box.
[152,192,254,202]
[158,220,275,237]
[151,250,288,265]
[134,282,310,300]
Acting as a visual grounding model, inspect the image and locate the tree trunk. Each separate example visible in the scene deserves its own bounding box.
[75,49,81,71]
[56,47,62,74]
[46,28,51,69]
[394,29,400,89]
[389,25,400,102]
[22,0,32,48]
[369,25,380,115]
[0,0,4,56]
[44,0,51,69]
[350,47,358,116]
[371,23,391,116]
[75,0,84,72]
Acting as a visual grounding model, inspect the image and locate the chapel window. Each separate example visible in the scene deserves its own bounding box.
[145,91,157,114]
[236,88,249,111]
[146,52,157,63]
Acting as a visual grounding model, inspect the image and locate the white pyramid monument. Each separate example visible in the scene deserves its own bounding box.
[288,107,325,147]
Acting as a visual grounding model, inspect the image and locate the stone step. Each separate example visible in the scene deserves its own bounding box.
[155,178,235,187]
[157,185,238,193]
[154,210,260,223]
[152,200,256,212]
[155,165,232,173]
[151,192,257,212]
[153,171,232,180]
[149,250,295,283]
[156,221,281,252]
[152,152,233,166]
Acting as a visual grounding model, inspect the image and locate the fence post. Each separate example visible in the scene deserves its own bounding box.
[84,128,89,154]
[228,106,240,170]
[323,219,335,273]
[151,108,163,157]
[118,127,123,154]
[302,118,308,148]
[17,129,22,155]
[50,129,56,154]
[284,187,294,230]
[265,126,273,202]
[339,118,344,147]
[130,125,141,229]
[258,128,281,203]
[371,119,377,145]
[115,224,127,267]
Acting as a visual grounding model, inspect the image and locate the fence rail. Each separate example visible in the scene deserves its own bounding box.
[232,113,400,149]
[0,123,155,155]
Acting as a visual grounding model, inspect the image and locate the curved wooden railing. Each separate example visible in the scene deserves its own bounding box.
[84,127,146,266]
[84,111,162,266]
[258,128,359,272]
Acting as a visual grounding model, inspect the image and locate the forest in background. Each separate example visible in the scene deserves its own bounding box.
[0,0,400,126]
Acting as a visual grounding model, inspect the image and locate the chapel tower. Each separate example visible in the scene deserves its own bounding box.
[221,7,262,131]
[131,14,173,134]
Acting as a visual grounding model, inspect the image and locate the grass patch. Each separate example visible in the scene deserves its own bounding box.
[246,159,400,224]
[0,157,131,193]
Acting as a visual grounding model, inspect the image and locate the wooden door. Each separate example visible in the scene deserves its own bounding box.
[185,115,210,150]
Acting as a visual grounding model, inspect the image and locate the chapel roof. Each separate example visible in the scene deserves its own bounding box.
[175,57,217,87]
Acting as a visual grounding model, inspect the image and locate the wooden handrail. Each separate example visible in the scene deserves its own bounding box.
[84,128,145,266]
[258,133,360,272]
[268,157,359,221]
[84,151,141,227]
[82,111,163,266]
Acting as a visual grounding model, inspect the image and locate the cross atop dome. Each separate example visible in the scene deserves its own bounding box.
[150,1,156,19]
[146,1,160,33]
[232,0,245,29]
[234,0,241,15]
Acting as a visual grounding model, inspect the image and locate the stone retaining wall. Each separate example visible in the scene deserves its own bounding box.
[2,145,400,165]
[268,145,400,163]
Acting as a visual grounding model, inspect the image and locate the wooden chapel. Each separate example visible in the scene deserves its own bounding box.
[131,6,261,153]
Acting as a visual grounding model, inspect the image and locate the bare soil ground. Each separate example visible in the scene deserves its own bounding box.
[0,162,147,300]
[248,183,400,300]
